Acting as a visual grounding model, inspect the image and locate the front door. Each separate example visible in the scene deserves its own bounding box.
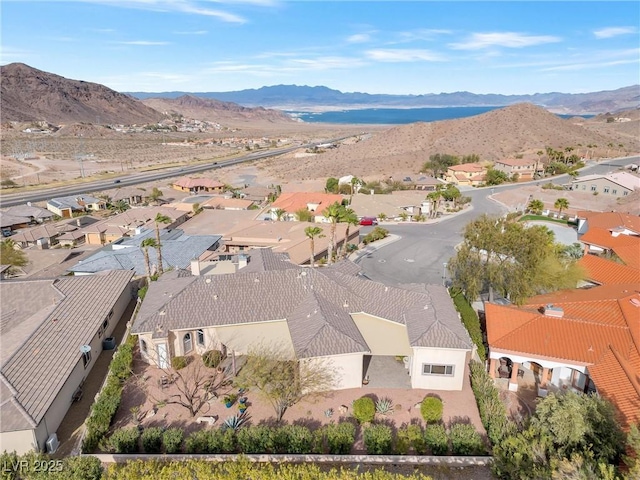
[157,343,168,369]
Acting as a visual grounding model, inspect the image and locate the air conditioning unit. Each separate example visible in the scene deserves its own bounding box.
[46,433,59,454]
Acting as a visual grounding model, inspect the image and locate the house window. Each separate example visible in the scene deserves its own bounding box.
[612,189,617,195]
[582,185,586,190]
[183,333,193,354]
[422,364,454,376]
[571,370,586,390]
[82,351,91,368]
[623,191,628,196]
[590,185,597,191]
[196,329,205,346]
[140,339,148,354]
[604,187,610,193]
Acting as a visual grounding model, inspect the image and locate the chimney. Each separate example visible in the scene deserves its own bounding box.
[542,304,564,318]
[191,258,201,276]
[238,254,248,270]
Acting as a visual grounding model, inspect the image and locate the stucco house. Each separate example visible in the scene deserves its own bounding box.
[444,163,487,186]
[570,172,640,196]
[485,283,640,430]
[493,159,540,181]
[172,177,225,194]
[132,256,473,392]
[46,195,106,218]
[0,270,135,454]
[269,192,344,222]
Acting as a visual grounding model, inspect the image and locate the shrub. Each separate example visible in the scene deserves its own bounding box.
[202,350,223,369]
[279,425,313,454]
[107,427,140,453]
[364,424,394,454]
[236,426,274,454]
[449,423,485,455]
[362,226,389,245]
[141,427,163,453]
[61,455,104,480]
[451,289,486,360]
[420,396,443,424]
[162,428,184,454]
[171,356,188,370]
[424,424,449,455]
[353,396,376,423]
[395,427,411,455]
[185,429,235,454]
[325,422,356,454]
[407,424,427,455]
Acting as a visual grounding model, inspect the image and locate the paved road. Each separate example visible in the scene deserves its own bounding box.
[0,135,355,208]
[355,156,638,285]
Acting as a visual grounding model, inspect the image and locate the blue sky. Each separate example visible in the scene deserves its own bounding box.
[2,1,639,95]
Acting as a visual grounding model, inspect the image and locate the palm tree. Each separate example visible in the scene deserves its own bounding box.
[527,199,544,215]
[535,150,544,178]
[349,176,361,203]
[339,207,359,258]
[426,190,441,218]
[304,226,324,268]
[154,213,171,275]
[111,200,130,213]
[378,213,388,221]
[148,187,164,205]
[554,198,569,216]
[274,208,287,221]
[141,238,158,282]
[323,202,344,265]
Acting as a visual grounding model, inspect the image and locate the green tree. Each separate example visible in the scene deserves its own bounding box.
[273,208,287,221]
[148,187,164,205]
[554,198,569,215]
[442,184,461,207]
[422,153,459,178]
[235,343,336,422]
[527,198,544,214]
[426,190,442,218]
[304,226,324,267]
[295,208,314,222]
[485,168,509,186]
[340,207,359,258]
[323,202,344,265]
[448,215,585,304]
[140,238,158,283]
[0,239,27,274]
[378,213,388,221]
[111,200,130,213]
[325,177,339,193]
[154,213,171,275]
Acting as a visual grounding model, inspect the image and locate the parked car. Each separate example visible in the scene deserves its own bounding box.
[359,217,378,226]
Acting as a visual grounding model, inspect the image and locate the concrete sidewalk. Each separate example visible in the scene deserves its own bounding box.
[349,233,401,263]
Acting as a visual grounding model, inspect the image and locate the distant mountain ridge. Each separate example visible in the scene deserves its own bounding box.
[127,84,640,115]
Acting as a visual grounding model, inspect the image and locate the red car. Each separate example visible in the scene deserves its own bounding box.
[359,217,378,226]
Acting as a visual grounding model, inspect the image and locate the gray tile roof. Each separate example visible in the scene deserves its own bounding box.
[0,211,30,228]
[5,205,53,221]
[0,270,134,428]
[47,195,102,210]
[67,229,222,275]
[133,260,472,358]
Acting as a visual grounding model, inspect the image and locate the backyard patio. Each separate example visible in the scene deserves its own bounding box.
[108,350,485,453]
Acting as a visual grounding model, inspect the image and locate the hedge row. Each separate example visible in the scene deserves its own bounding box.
[469,361,515,445]
[82,335,137,453]
[0,452,103,480]
[107,421,485,456]
[450,289,486,361]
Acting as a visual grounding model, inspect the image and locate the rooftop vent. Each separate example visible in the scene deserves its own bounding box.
[542,304,564,318]
[630,298,640,307]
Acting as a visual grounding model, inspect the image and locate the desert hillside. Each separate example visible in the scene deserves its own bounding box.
[0,63,163,125]
[265,103,640,180]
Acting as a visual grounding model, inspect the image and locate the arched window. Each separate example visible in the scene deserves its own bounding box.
[140,339,148,354]
[183,333,193,354]
[196,329,205,346]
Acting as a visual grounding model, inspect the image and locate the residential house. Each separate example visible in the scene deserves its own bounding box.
[67,229,222,276]
[82,207,188,246]
[413,176,443,191]
[444,163,487,186]
[0,212,31,233]
[349,192,432,220]
[238,185,276,204]
[485,283,640,430]
[132,259,473,391]
[111,187,144,206]
[570,172,640,196]
[221,220,359,265]
[3,206,54,225]
[269,192,344,222]
[170,196,255,213]
[172,177,225,194]
[46,195,106,218]
[493,159,541,181]
[10,225,63,249]
[0,270,135,454]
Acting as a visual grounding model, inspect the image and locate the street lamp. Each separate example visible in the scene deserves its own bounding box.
[442,262,448,286]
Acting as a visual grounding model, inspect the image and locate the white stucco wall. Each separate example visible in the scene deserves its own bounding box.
[303,353,363,391]
[0,429,37,455]
[410,348,468,391]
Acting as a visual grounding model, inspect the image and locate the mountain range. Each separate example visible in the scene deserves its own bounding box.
[127,84,640,115]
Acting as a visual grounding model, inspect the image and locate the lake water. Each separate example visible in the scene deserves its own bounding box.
[288,106,583,124]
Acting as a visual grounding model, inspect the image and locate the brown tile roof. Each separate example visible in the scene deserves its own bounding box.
[579,254,640,285]
[201,197,255,210]
[11,224,61,243]
[577,211,640,234]
[0,270,134,427]
[173,177,224,189]
[448,163,485,173]
[270,192,344,215]
[133,262,472,357]
[495,159,537,167]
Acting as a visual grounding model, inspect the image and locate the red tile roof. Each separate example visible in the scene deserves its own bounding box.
[577,211,640,234]
[448,163,485,173]
[270,192,344,215]
[579,254,640,285]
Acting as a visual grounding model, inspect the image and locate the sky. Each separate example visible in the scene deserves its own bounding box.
[1,1,639,95]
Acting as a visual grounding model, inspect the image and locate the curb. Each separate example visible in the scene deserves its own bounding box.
[350,233,402,262]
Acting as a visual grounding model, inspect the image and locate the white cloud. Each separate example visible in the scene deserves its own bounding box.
[347,33,371,43]
[540,58,639,72]
[593,26,637,39]
[114,40,170,45]
[450,32,561,50]
[365,49,445,62]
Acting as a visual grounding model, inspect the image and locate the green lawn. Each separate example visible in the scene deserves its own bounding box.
[518,214,571,225]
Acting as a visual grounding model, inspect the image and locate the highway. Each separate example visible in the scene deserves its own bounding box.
[0,136,353,208]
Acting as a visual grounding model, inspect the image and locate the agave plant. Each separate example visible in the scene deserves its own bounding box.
[375,397,394,415]
[222,412,247,432]
[324,408,334,418]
